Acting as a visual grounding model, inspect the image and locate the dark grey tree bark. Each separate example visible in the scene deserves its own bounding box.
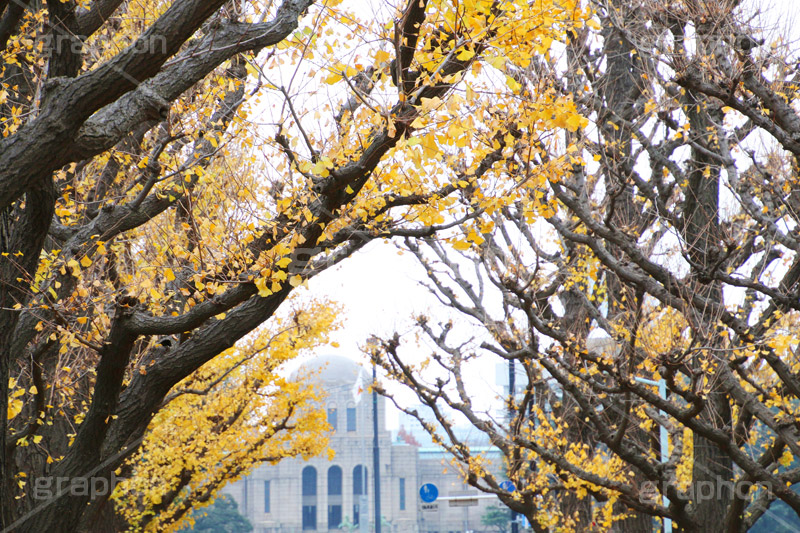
[0,0,315,527]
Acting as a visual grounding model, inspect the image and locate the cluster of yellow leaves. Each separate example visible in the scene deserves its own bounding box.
[580,303,800,508]
[112,298,341,533]
[7,378,28,421]
[282,0,590,255]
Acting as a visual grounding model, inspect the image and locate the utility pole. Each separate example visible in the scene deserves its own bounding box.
[372,361,381,533]
[508,360,519,533]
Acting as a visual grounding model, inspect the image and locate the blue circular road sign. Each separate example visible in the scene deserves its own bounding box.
[500,480,516,493]
[419,483,439,503]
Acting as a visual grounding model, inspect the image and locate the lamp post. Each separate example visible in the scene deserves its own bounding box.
[366,338,382,533]
[508,359,519,533]
[372,360,381,533]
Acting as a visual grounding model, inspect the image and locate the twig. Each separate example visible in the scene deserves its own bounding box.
[280,85,319,162]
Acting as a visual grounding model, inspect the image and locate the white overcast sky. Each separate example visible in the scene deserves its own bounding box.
[284,0,799,429]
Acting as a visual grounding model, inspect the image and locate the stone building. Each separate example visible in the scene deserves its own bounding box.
[223,355,504,533]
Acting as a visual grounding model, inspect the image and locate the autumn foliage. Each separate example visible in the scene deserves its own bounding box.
[3,0,797,530]
[370,1,800,531]
[0,0,591,530]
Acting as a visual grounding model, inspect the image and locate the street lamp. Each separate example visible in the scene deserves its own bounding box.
[508,359,519,533]
[372,358,381,533]
[366,338,382,533]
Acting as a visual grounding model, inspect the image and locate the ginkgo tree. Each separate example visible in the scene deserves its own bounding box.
[111,300,339,533]
[0,0,589,531]
[370,0,800,532]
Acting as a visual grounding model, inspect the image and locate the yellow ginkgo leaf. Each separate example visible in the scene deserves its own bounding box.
[7,398,23,420]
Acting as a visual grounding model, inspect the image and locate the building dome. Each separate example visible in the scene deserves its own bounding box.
[290,354,365,385]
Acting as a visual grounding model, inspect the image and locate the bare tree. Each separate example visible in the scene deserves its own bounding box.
[373,1,800,531]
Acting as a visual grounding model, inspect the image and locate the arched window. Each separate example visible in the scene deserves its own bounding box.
[328,466,343,495]
[352,465,367,526]
[352,465,367,496]
[303,466,317,496]
[328,466,343,528]
[302,466,317,530]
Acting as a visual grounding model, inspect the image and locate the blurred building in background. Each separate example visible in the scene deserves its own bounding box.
[224,355,503,533]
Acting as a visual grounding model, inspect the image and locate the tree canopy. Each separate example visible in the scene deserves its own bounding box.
[3,0,799,531]
[0,0,589,530]
[481,504,513,533]
[175,494,253,533]
[369,0,800,531]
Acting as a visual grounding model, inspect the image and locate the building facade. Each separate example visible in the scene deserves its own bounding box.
[224,355,504,533]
